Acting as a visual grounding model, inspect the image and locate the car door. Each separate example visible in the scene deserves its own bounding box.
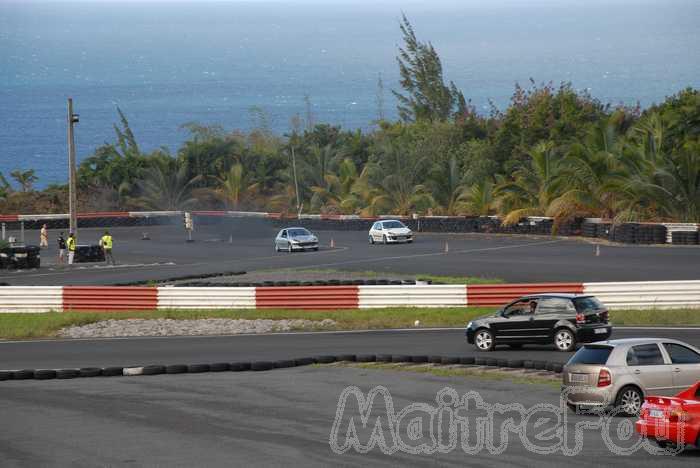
[372,222,382,241]
[626,344,675,395]
[662,342,700,392]
[492,299,536,342]
[532,298,570,343]
[279,230,288,249]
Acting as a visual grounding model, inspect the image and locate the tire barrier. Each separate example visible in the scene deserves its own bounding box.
[63,286,158,312]
[256,286,359,310]
[0,354,565,383]
[3,280,700,312]
[467,283,584,307]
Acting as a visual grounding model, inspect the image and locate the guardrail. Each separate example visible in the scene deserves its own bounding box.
[358,285,466,308]
[1,280,699,312]
[583,280,700,309]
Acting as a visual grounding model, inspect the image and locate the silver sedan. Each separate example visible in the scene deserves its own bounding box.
[274,227,319,252]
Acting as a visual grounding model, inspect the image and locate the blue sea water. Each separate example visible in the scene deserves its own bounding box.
[1,0,698,188]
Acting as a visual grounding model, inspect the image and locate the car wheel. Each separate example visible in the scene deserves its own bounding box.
[313,247,319,251]
[287,244,293,253]
[474,329,494,352]
[275,244,280,252]
[407,239,413,243]
[614,386,643,416]
[369,235,375,245]
[382,235,388,244]
[554,328,576,352]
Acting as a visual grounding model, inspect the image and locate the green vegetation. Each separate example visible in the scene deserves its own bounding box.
[610,309,700,326]
[322,362,560,389]
[0,307,698,340]
[1,17,698,225]
[0,307,491,340]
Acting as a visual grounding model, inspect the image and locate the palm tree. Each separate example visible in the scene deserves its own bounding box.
[10,169,38,192]
[428,154,467,215]
[495,141,565,225]
[310,158,361,213]
[131,158,202,210]
[210,163,259,210]
[363,142,434,215]
[457,179,496,215]
[0,172,12,201]
[547,120,627,220]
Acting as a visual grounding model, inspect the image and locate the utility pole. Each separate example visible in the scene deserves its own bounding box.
[67,98,79,237]
[290,145,301,216]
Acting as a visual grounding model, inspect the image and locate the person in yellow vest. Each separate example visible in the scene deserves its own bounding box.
[100,230,115,266]
[67,232,76,265]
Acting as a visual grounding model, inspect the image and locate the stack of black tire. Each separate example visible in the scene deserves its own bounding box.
[595,223,611,238]
[635,224,667,244]
[581,222,597,237]
[671,231,699,245]
[75,245,106,263]
[610,223,638,243]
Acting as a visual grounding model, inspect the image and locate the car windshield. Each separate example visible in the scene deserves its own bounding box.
[287,228,311,237]
[567,345,613,365]
[382,221,405,229]
[573,296,604,313]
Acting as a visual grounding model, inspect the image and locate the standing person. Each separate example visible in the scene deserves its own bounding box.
[100,230,115,266]
[67,232,76,265]
[57,232,66,264]
[40,224,48,249]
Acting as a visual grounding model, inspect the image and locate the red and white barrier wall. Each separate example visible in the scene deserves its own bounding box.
[1,280,699,313]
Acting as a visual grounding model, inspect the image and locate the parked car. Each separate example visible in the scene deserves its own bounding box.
[274,227,319,252]
[562,338,700,415]
[466,294,612,352]
[635,381,700,450]
[368,219,413,244]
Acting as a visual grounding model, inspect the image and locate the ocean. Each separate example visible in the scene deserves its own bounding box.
[1,0,698,188]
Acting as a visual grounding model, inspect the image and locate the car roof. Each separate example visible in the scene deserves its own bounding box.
[520,293,591,299]
[588,338,690,347]
[379,219,403,223]
[280,226,309,230]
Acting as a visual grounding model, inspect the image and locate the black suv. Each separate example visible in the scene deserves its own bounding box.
[465,294,612,352]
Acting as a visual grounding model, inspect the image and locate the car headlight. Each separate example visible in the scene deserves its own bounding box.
[467,321,473,329]
[290,239,299,244]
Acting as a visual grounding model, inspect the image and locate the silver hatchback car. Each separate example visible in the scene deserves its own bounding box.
[274,227,319,252]
[562,338,700,415]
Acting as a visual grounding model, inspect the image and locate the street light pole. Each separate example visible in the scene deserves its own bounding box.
[67,98,79,237]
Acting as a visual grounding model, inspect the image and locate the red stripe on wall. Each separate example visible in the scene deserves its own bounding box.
[467,283,584,307]
[256,286,359,309]
[63,286,158,312]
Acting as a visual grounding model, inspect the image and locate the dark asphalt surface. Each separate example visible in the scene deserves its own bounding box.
[1,366,699,467]
[2,223,699,285]
[2,327,699,370]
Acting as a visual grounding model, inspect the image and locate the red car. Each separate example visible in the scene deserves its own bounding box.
[635,381,700,450]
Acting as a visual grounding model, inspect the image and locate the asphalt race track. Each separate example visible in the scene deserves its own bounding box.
[2,327,699,370]
[2,222,699,285]
[2,362,699,466]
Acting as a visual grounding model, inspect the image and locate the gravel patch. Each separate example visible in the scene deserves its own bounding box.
[58,318,337,338]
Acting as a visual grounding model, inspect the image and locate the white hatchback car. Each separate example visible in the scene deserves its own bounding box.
[368,219,413,244]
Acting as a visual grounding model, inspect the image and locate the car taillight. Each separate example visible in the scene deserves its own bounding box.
[576,312,585,324]
[597,369,612,387]
[669,408,688,422]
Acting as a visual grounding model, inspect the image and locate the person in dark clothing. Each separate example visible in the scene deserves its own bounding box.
[57,232,66,264]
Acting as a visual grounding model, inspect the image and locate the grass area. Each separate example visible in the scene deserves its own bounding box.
[0,307,492,340]
[610,309,700,326]
[277,268,504,285]
[0,307,698,341]
[322,362,560,389]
